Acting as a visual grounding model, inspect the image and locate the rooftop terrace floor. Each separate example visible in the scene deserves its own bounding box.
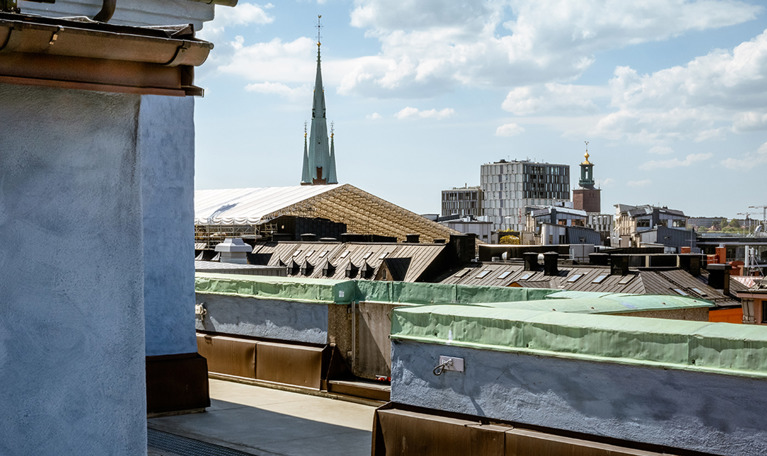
[148,379,375,455]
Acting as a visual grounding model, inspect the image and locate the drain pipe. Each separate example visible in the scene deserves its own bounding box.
[93,0,116,22]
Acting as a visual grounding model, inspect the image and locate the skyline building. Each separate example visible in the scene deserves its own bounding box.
[480,159,570,232]
[301,16,338,186]
[573,142,601,213]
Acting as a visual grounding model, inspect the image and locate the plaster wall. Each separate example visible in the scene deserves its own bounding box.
[18,0,215,30]
[141,95,198,357]
[196,293,329,344]
[391,339,767,456]
[0,84,146,455]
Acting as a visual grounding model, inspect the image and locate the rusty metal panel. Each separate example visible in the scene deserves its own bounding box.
[355,301,400,379]
[196,334,256,379]
[146,352,210,415]
[255,341,325,389]
[373,408,506,456]
[505,428,668,456]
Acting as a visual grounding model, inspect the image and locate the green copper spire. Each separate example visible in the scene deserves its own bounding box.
[301,15,337,185]
[579,140,595,189]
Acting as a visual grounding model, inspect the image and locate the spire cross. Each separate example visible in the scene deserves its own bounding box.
[316,15,322,46]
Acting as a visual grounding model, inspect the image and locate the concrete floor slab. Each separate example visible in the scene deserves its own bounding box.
[148,379,375,456]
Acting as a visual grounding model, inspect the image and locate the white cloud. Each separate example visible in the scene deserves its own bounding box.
[337,0,760,97]
[501,83,603,116]
[639,152,712,170]
[597,177,615,188]
[495,123,525,137]
[366,112,382,120]
[722,142,767,169]
[244,82,308,100]
[200,2,274,38]
[394,107,455,120]
[627,179,652,187]
[593,29,767,142]
[219,37,317,83]
[733,111,767,132]
[648,145,674,155]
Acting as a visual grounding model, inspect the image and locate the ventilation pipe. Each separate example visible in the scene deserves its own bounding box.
[543,252,559,276]
[93,0,116,22]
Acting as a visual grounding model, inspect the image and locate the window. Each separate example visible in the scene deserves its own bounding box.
[618,275,634,285]
[762,301,767,323]
[363,252,373,260]
[339,250,350,259]
[292,249,302,257]
[672,288,689,296]
[691,287,707,297]
[305,250,315,257]
[476,269,492,279]
[454,268,470,278]
[567,274,583,283]
[379,252,389,260]
[592,274,608,284]
[497,271,511,279]
[319,250,329,258]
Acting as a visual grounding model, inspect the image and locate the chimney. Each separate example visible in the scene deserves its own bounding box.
[678,254,701,277]
[589,252,609,266]
[707,264,731,295]
[523,252,540,271]
[406,234,420,243]
[610,254,630,276]
[215,237,252,264]
[450,233,475,263]
[543,251,559,276]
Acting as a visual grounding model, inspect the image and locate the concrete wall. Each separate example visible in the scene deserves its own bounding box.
[196,293,329,345]
[391,339,767,456]
[141,95,198,357]
[0,84,146,455]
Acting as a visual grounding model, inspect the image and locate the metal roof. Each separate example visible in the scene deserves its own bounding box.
[440,262,736,306]
[195,184,460,242]
[195,185,341,225]
[250,240,447,282]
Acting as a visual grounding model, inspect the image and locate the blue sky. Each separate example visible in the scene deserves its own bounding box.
[194,0,767,220]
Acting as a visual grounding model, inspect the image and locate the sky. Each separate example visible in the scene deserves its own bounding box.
[194,0,767,221]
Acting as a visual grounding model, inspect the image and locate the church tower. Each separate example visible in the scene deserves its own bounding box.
[573,141,601,213]
[301,15,337,185]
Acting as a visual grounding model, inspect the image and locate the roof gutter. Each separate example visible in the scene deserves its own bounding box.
[0,13,213,96]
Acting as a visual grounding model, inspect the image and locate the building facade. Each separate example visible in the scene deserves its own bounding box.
[441,185,482,217]
[480,159,570,232]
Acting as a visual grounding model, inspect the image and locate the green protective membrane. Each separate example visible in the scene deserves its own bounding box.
[391,305,767,378]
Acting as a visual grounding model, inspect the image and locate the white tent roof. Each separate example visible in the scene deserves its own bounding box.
[195,185,341,225]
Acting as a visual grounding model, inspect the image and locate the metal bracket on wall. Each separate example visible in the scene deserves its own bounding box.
[195,302,207,322]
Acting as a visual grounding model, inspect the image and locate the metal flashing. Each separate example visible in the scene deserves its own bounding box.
[0,13,212,95]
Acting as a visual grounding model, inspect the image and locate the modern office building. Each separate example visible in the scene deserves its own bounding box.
[440,185,482,217]
[480,159,570,231]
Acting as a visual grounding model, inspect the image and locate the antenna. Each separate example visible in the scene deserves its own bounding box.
[584,140,589,151]
[316,15,322,46]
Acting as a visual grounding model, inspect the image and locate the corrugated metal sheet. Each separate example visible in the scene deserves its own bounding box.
[440,262,732,303]
[195,184,460,243]
[195,185,341,225]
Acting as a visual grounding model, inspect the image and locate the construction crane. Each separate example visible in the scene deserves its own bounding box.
[737,212,754,234]
[749,205,767,229]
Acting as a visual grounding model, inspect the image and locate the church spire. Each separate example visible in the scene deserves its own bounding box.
[301,15,337,185]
